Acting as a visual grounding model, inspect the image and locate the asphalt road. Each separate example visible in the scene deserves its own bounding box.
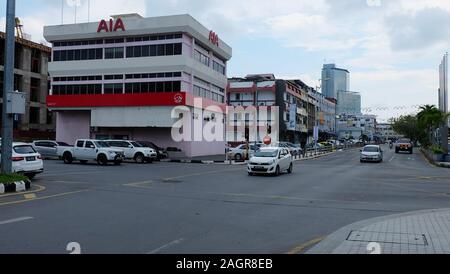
[0,146,449,254]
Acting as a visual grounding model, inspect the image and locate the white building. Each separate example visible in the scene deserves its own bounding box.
[44,14,232,157]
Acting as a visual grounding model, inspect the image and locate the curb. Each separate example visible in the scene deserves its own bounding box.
[421,149,450,168]
[307,207,450,254]
[0,179,32,195]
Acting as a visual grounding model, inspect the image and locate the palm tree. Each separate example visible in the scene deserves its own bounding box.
[417,105,446,146]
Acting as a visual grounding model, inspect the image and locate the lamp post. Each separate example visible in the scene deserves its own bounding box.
[1,0,15,174]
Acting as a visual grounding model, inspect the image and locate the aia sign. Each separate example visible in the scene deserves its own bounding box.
[209,31,219,46]
[97,18,126,33]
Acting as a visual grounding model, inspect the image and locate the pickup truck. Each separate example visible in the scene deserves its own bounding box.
[58,139,125,165]
[105,140,157,163]
[395,138,413,154]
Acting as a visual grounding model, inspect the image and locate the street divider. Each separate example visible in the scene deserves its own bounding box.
[0,179,31,195]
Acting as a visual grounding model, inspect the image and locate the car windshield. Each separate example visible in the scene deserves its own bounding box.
[131,142,143,147]
[14,145,36,154]
[363,147,379,153]
[254,149,278,157]
[95,141,110,148]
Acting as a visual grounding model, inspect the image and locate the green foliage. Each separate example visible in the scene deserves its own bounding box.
[429,145,445,155]
[391,115,426,144]
[0,174,28,185]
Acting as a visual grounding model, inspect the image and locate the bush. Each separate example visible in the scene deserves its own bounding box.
[430,145,445,155]
[0,174,28,185]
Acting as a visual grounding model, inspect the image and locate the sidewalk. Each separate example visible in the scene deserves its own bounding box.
[307,208,450,254]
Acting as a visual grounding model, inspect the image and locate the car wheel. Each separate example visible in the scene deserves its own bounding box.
[248,172,253,176]
[134,153,145,164]
[287,163,293,174]
[97,154,108,166]
[274,166,280,177]
[395,149,399,154]
[26,173,36,180]
[63,152,73,164]
[234,154,243,161]
[80,160,88,164]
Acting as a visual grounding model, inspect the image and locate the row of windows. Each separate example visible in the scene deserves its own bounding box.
[53,48,103,61]
[193,85,224,103]
[194,50,210,67]
[124,81,181,93]
[51,81,182,95]
[125,72,182,79]
[213,61,226,75]
[53,34,183,47]
[53,72,180,82]
[52,84,102,95]
[53,76,103,82]
[126,43,182,58]
[127,33,182,42]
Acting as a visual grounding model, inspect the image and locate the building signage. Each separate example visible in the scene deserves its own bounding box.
[209,31,219,46]
[288,104,297,131]
[97,18,126,33]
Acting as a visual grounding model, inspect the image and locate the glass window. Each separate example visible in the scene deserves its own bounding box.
[142,45,150,57]
[134,46,142,57]
[148,82,156,92]
[173,81,181,92]
[95,48,103,59]
[157,44,165,56]
[166,44,174,55]
[76,141,84,148]
[105,48,114,59]
[104,84,114,94]
[164,82,173,92]
[150,45,157,56]
[156,82,164,91]
[125,83,133,93]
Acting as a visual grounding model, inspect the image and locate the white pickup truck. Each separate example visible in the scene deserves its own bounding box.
[58,139,125,166]
[106,140,157,163]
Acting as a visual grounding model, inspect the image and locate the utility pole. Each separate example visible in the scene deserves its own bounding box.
[1,0,16,174]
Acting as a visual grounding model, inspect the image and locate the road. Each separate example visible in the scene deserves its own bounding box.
[0,146,449,254]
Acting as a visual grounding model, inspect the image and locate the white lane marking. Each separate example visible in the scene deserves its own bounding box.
[147,238,184,254]
[389,155,395,162]
[0,216,34,225]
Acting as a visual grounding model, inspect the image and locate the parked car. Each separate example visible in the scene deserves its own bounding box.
[395,138,413,154]
[0,142,44,179]
[247,147,293,176]
[58,139,124,166]
[228,144,259,161]
[360,145,383,163]
[137,141,169,160]
[106,140,157,163]
[31,140,71,158]
[274,142,302,156]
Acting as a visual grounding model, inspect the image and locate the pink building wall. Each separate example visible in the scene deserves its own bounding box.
[56,111,91,145]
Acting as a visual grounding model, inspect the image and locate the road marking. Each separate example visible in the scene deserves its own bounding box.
[147,238,184,254]
[24,193,37,200]
[0,189,90,207]
[0,185,46,199]
[286,236,326,254]
[123,181,154,189]
[0,216,34,225]
[388,155,395,162]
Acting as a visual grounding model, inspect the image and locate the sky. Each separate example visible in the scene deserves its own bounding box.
[1,0,449,122]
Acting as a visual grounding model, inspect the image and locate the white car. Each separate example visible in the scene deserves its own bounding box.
[106,140,157,163]
[228,144,259,161]
[247,147,293,176]
[0,143,44,179]
[59,139,124,166]
[31,140,71,158]
[360,145,383,163]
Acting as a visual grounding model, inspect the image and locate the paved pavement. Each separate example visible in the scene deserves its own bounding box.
[0,145,449,254]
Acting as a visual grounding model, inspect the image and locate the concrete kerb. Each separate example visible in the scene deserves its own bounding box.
[307,208,450,254]
[0,179,32,195]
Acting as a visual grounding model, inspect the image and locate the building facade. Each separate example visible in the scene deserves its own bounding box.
[337,90,362,116]
[0,31,55,140]
[321,64,349,100]
[376,123,402,141]
[227,75,310,145]
[337,114,377,141]
[44,14,232,157]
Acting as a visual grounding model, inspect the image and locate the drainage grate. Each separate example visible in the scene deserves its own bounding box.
[347,230,428,246]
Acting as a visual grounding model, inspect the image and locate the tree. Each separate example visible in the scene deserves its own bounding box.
[417,105,447,147]
[391,115,426,145]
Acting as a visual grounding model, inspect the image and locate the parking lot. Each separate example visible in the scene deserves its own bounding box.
[1,146,450,254]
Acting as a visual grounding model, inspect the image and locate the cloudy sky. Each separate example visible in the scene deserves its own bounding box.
[1,0,449,122]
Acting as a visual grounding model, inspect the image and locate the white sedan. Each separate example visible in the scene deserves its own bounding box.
[247,147,293,176]
[0,143,44,179]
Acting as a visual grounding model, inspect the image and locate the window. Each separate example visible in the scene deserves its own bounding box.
[105,47,124,59]
[85,141,95,148]
[29,107,40,124]
[76,141,85,148]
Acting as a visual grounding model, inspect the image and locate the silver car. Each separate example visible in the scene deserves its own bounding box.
[360,145,383,163]
[32,140,70,158]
